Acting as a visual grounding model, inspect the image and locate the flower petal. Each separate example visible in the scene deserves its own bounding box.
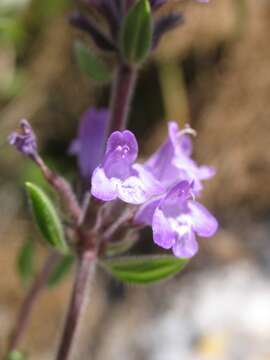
[68,139,81,155]
[152,208,176,249]
[69,108,108,178]
[172,229,198,258]
[188,200,218,237]
[197,165,216,180]
[103,130,139,179]
[117,176,145,204]
[179,134,193,157]
[133,164,164,196]
[106,130,138,163]
[145,141,175,183]
[160,181,191,216]
[168,121,194,157]
[117,164,164,205]
[134,198,161,225]
[91,167,118,201]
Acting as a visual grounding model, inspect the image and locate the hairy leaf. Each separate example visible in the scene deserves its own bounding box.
[101,255,189,284]
[25,182,68,254]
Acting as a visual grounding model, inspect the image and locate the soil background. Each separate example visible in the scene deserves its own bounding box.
[1,1,270,359]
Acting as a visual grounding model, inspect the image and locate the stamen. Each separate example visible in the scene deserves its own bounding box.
[178,124,197,138]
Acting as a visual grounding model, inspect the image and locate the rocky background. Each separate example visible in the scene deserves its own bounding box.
[1,0,270,359]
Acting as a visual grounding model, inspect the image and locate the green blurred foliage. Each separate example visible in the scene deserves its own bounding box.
[6,350,26,360]
[17,237,35,286]
[0,0,70,100]
[47,254,74,287]
[74,41,111,83]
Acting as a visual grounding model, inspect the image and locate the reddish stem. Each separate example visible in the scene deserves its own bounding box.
[7,252,60,353]
[55,247,96,360]
[36,157,82,224]
[107,62,137,135]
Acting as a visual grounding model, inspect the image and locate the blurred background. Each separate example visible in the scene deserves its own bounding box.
[1,0,270,359]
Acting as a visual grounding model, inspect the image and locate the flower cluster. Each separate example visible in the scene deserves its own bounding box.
[9,114,217,259]
[90,120,218,258]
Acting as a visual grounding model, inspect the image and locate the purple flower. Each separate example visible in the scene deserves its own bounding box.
[91,130,164,204]
[145,122,215,194]
[69,108,109,179]
[8,119,37,159]
[136,181,218,258]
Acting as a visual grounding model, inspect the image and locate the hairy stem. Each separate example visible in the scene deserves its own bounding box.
[7,252,60,353]
[107,62,137,135]
[36,156,82,224]
[55,247,96,360]
[55,50,136,360]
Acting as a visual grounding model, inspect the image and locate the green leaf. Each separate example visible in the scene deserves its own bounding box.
[106,231,138,257]
[25,182,68,254]
[47,254,74,287]
[74,41,111,82]
[17,238,34,286]
[106,238,136,257]
[120,0,153,64]
[6,350,26,360]
[101,255,189,284]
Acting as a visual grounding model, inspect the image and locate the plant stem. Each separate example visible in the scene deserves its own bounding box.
[7,252,60,353]
[55,247,96,360]
[55,55,137,360]
[107,62,137,135]
[36,156,82,224]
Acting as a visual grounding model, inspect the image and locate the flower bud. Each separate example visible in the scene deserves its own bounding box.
[8,119,38,160]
